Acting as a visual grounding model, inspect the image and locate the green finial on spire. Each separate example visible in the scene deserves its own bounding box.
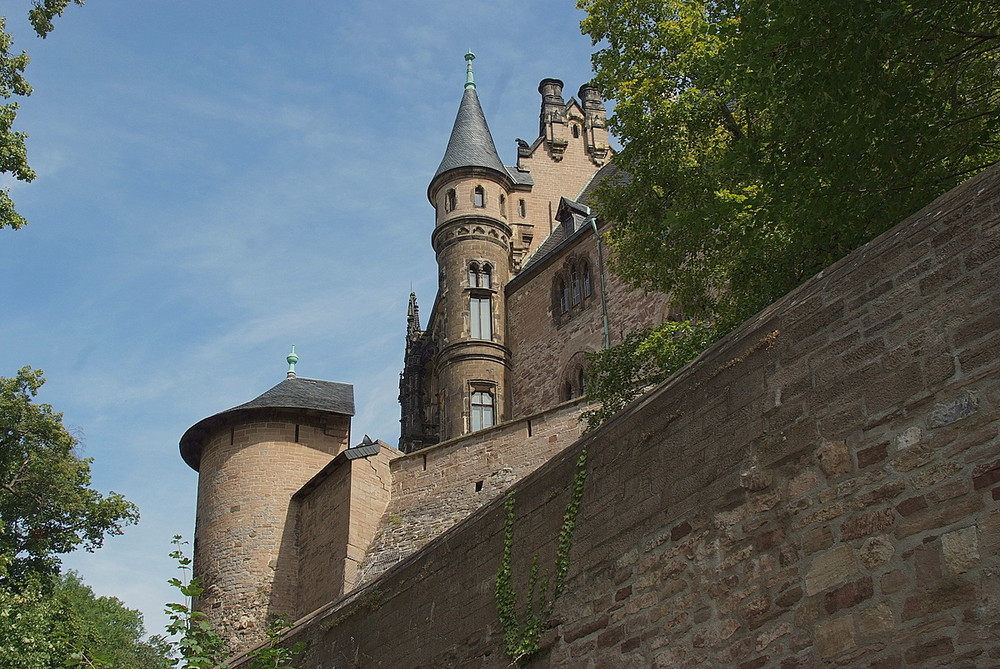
[464,51,476,89]
[286,345,298,378]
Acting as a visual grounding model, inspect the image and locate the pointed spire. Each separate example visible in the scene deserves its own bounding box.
[432,53,507,183]
[407,292,421,336]
[286,345,298,379]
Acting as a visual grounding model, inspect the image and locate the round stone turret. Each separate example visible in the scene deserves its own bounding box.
[180,372,354,654]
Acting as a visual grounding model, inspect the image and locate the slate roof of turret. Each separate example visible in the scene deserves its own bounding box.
[432,60,507,183]
[179,376,355,470]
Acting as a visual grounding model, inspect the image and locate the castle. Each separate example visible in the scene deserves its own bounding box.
[180,54,672,654]
[180,55,1000,667]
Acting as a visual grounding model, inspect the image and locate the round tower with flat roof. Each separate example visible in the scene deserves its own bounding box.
[426,53,514,441]
[179,351,354,654]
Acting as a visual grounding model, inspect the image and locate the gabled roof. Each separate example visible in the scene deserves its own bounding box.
[432,85,507,184]
[179,376,355,470]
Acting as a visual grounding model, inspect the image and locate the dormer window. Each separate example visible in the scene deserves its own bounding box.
[445,189,457,212]
[572,124,580,138]
[474,186,485,208]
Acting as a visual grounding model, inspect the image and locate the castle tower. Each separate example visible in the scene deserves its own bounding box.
[425,52,513,442]
[179,351,354,653]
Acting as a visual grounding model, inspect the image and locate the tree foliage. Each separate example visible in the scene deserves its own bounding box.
[0,568,171,669]
[0,0,85,229]
[578,0,999,422]
[0,367,139,583]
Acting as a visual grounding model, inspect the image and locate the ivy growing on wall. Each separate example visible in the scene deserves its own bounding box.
[494,449,588,664]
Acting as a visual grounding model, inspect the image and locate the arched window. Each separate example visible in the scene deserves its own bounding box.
[445,189,457,212]
[570,262,582,305]
[471,390,494,431]
[558,277,570,313]
[572,124,580,139]
[468,262,479,288]
[474,186,485,208]
[499,194,507,218]
[469,262,491,288]
[518,199,526,218]
[582,260,593,298]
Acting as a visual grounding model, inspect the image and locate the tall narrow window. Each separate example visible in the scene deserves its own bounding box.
[558,278,570,313]
[468,262,479,288]
[499,194,507,218]
[471,390,495,431]
[470,296,492,339]
[572,124,580,138]
[474,186,485,208]
[582,261,593,298]
[518,199,526,218]
[445,189,457,212]
[571,263,582,305]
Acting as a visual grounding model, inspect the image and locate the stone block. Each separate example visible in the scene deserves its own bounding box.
[817,440,852,478]
[805,545,859,595]
[941,525,980,574]
[814,615,857,658]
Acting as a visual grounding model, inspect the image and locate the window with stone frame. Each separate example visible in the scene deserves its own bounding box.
[470,295,492,339]
[470,388,495,431]
[473,185,485,208]
[445,188,457,212]
[468,261,492,289]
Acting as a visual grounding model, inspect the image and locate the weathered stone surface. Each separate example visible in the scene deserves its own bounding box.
[814,616,857,658]
[941,525,980,574]
[817,440,852,478]
[858,536,895,568]
[805,545,860,596]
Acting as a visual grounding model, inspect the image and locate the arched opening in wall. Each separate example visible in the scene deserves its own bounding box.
[445,189,457,212]
[561,351,591,401]
[474,185,485,208]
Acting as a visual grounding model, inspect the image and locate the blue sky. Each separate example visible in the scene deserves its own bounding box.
[0,1,607,638]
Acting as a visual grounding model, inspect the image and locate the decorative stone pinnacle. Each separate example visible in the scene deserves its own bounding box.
[286,345,298,379]
[465,51,476,89]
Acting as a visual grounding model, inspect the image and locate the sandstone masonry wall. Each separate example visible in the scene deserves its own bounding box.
[355,399,587,585]
[192,411,349,653]
[236,166,1000,667]
[293,445,399,618]
[506,225,673,417]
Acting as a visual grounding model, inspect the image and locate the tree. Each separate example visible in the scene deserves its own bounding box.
[0,0,85,229]
[0,569,171,669]
[0,367,139,583]
[578,0,1000,422]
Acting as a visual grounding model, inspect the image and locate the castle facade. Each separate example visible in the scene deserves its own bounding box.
[180,55,672,655]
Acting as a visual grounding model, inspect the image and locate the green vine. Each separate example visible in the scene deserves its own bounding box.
[495,449,588,664]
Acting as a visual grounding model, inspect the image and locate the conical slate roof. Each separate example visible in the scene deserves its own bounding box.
[432,66,507,183]
[179,376,355,470]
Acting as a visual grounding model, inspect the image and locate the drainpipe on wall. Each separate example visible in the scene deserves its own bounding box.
[586,213,612,350]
